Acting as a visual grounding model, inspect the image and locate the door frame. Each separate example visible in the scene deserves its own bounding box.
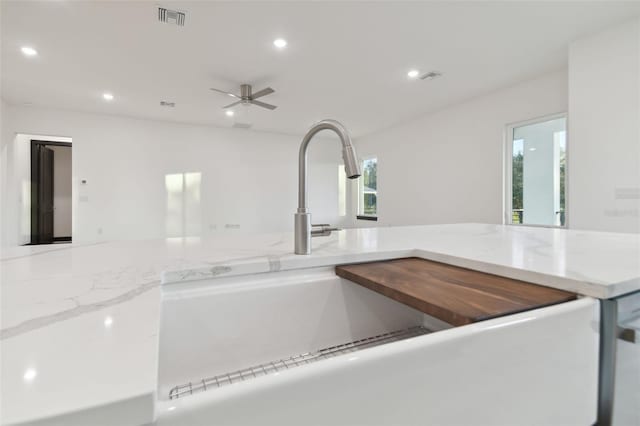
[30,139,72,244]
[503,112,569,229]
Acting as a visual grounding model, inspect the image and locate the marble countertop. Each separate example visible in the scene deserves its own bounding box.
[2,223,639,425]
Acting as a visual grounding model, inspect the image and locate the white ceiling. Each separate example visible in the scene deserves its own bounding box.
[2,1,639,137]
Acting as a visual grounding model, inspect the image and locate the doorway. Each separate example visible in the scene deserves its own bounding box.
[505,114,567,228]
[30,140,72,244]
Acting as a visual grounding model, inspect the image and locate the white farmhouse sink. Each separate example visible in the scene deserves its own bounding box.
[156,267,599,426]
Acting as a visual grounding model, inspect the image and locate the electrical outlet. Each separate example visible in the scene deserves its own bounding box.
[604,208,639,217]
[615,187,640,200]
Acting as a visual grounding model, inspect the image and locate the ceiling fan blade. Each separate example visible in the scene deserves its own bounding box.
[250,100,277,110]
[250,87,275,99]
[210,88,240,99]
[223,101,242,109]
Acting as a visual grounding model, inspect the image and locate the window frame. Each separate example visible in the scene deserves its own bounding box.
[357,156,378,221]
[504,112,569,229]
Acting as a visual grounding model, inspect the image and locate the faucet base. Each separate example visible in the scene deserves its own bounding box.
[294,212,311,255]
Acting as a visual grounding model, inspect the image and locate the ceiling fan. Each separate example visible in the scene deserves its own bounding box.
[210,84,277,110]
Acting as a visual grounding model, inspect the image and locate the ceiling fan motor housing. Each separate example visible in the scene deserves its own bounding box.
[240,84,252,100]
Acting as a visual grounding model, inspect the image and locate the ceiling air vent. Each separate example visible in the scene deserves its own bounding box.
[158,7,185,26]
[419,71,442,81]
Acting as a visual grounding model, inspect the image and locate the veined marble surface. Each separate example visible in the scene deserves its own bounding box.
[1,224,639,425]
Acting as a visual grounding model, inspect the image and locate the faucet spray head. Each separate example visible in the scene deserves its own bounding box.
[342,145,361,179]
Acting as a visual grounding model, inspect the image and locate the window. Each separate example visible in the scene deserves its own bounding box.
[357,157,377,220]
[165,172,202,237]
[506,114,567,227]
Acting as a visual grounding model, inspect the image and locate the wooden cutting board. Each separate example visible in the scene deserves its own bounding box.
[335,257,577,327]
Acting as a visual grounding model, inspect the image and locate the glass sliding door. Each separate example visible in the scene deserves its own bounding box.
[507,115,567,227]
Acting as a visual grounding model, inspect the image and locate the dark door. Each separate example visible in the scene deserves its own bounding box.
[34,145,55,244]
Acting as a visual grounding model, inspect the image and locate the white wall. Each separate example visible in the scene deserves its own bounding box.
[569,17,640,233]
[352,70,568,227]
[1,105,343,247]
[0,98,9,248]
[50,145,72,238]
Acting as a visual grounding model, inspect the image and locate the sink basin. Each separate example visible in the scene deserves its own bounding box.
[156,267,598,426]
[158,268,437,400]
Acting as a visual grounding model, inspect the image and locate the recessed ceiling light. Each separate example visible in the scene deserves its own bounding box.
[225,110,234,117]
[104,316,113,328]
[21,46,38,57]
[23,368,37,382]
[273,38,287,49]
[103,93,114,101]
[407,69,419,79]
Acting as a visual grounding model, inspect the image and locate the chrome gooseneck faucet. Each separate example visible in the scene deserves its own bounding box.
[294,120,361,255]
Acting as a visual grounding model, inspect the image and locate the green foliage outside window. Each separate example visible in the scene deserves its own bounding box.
[363,159,377,191]
[362,158,377,216]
